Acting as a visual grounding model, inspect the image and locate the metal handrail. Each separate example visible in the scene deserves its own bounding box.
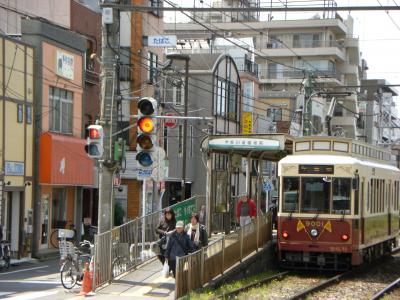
[175,212,272,299]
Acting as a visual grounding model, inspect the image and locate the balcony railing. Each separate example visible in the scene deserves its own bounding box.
[119,64,132,82]
[265,39,343,49]
[260,69,342,82]
[233,57,259,77]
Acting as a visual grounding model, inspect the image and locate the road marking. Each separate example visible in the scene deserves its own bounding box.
[0,265,49,276]
[4,290,59,300]
[0,280,60,285]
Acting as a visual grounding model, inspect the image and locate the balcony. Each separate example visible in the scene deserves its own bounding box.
[85,68,99,85]
[119,64,133,82]
[233,57,259,77]
[259,69,343,82]
[265,39,343,49]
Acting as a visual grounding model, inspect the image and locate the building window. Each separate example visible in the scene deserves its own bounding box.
[227,83,238,121]
[163,126,168,156]
[215,79,226,117]
[49,86,73,134]
[17,104,23,123]
[178,124,183,157]
[26,105,32,124]
[267,108,282,121]
[149,0,162,17]
[147,51,158,84]
[52,188,66,229]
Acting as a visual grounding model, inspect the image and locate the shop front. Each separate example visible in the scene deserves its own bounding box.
[39,133,93,249]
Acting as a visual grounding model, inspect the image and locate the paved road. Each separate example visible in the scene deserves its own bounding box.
[0,259,85,300]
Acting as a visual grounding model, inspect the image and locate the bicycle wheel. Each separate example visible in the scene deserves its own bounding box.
[112,257,127,278]
[60,260,78,289]
[50,230,59,249]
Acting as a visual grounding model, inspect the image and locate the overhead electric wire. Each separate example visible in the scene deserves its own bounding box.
[377,0,400,32]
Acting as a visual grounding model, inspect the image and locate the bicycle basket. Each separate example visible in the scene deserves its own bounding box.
[58,229,75,239]
[59,240,76,260]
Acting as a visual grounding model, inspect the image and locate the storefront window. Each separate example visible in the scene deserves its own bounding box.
[52,188,66,229]
[332,178,351,214]
[282,177,299,212]
[300,177,330,213]
[41,194,49,245]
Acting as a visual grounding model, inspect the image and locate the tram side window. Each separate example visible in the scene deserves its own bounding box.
[282,177,299,212]
[332,178,351,214]
[301,177,330,213]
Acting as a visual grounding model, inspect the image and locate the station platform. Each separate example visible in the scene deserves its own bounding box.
[96,259,174,299]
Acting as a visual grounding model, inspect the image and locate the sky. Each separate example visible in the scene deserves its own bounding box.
[165,0,400,114]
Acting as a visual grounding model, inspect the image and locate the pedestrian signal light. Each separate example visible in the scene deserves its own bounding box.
[85,125,104,159]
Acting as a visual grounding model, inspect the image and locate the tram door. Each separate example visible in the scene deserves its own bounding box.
[388,182,392,236]
[361,180,365,244]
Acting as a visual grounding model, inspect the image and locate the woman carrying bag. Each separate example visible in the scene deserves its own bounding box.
[155,208,176,265]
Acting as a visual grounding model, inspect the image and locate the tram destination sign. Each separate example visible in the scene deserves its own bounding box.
[299,165,334,174]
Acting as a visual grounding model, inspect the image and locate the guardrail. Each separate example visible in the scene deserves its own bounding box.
[175,212,272,299]
[92,195,206,290]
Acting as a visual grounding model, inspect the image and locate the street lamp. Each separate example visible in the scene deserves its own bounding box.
[166,53,190,201]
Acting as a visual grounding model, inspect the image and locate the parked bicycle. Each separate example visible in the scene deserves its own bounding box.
[60,240,94,289]
[111,241,128,278]
[0,240,10,270]
[50,221,76,249]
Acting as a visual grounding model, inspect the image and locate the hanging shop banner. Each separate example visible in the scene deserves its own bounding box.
[242,112,253,134]
[56,50,74,80]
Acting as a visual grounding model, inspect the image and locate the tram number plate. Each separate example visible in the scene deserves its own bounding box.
[299,165,334,174]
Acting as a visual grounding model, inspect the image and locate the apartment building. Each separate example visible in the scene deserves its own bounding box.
[359,79,399,147]
[164,0,362,139]
[0,35,34,258]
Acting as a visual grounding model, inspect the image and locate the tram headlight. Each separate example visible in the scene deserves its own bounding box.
[310,229,318,237]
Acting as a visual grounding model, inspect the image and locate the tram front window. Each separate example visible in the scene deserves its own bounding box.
[332,178,351,214]
[282,177,299,212]
[301,177,330,213]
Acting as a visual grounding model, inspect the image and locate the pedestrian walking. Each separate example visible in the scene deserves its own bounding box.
[165,221,195,278]
[198,205,206,225]
[185,213,208,250]
[155,208,176,265]
[236,195,257,227]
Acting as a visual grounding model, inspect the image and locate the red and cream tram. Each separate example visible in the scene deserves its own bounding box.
[278,137,400,270]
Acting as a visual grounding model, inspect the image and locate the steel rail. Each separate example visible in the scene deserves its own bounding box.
[211,271,289,299]
[370,277,400,300]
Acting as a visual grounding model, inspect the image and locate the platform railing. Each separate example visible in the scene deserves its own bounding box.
[175,212,272,299]
[92,195,206,290]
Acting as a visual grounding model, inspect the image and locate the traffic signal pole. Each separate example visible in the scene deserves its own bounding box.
[98,7,119,234]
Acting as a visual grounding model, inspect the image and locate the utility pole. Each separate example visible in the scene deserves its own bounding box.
[166,53,190,201]
[302,72,313,136]
[98,6,120,234]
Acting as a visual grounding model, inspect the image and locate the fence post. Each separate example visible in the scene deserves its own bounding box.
[92,234,97,291]
[240,227,244,262]
[256,217,260,251]
[221,236,225,275]
[134,220,138,268]
[200,247,205,285]
[108,231,113,282]
[187,255,192,292]
[175,256,180,299]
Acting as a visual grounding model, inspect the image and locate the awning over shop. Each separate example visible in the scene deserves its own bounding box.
[39,132,94,186]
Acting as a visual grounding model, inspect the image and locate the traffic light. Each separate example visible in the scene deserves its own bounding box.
[136,97,157,168]
[85,125,104,158]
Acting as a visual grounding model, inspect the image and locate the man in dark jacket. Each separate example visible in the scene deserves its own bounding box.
[165,221,194,278]
[155,208,176,265]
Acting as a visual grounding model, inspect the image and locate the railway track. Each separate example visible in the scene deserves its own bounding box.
[212,271,289,299]
[370,277,400,300]
[211,247,400,299]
